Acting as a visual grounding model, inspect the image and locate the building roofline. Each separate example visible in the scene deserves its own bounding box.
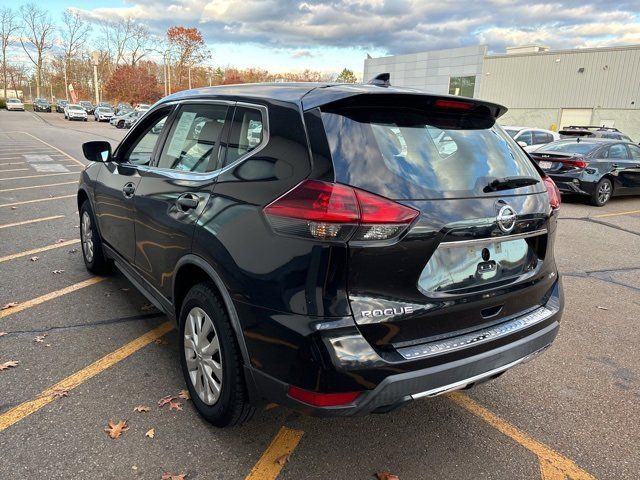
[486,43,640,59]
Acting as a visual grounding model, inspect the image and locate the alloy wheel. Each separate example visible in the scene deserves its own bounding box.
[598,181,611,204]
[81,211,94,263]
[184,307,223,405]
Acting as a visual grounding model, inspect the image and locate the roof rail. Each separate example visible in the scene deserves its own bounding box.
[566,125,620,132]
[367,73,391,87]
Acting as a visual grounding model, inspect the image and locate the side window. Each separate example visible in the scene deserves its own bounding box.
[533,131,551,145]
[516,131,533,146]
[157,104,229,172]
[223,107,265,167]
[606,144,629,160]
[628,145,640,160]
[122,111,171,166]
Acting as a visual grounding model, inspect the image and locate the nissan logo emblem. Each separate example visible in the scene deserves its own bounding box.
[497,205,517,233]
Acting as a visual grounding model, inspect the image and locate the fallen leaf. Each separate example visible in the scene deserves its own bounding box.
[51,388,69,399]
[161,473,186,480]
[1,302,19,310]
[120,288,130,292]
[158,395,175,407]
[145,428,155,438]
[169,401,183,411]
[141,303,155,311]
[30,256,39,262]
[11,206,17,210]
[104,420,129,439]
[52,269,65,275]
[154,338,169,345]
[55,239,66,244]
[68,248,78,254]
[375,472,399,480]
[33,334,48,343]
[178,389,190,400]
[0,332,7,337]
[0,360,19,371]
[275,453,290,466]
[596,306,609,311]
[134,405,150,413]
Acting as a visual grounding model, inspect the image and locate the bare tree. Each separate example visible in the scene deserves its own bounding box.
[60,8,91,100]
[1,7,19,101]
[129,23,152,66]
[20,3,55,98]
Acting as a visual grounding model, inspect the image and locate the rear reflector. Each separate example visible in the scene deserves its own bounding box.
[264,180,419,243]
[543,176,561,210]
[287,386,361,407]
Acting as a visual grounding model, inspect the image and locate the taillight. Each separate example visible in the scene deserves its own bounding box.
[287,385,361,407]
[543,176,561,210]
[560,157,588,168]
[263,180,419,243]
[434,99,475,110]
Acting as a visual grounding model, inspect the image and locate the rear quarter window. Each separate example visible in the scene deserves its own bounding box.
[321,107,542,200]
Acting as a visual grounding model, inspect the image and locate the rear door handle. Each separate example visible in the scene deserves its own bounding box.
[176,193,200,211]
[122,182,136,198]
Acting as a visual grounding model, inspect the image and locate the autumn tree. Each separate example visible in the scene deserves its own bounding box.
[20,3,55,98]
[336,68,357,83]
[1,7,19,101]
[166,26,210,89]
[103,64,160,104]
[60,9,91,100]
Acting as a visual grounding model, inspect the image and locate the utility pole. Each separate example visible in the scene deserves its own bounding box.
[91,51,100,105]
[166,53,171,95]
[188,66,192,89]
[64,64,69,100]
[208,67,212,87]
[162,55,168,97]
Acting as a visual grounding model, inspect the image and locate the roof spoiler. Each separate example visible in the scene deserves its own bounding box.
[367,73,390,87]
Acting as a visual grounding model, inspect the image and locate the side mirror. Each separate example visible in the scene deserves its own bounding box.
[517,141,528,147]
[82,141,112,162]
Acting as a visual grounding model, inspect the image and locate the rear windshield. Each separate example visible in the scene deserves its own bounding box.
[541,142,597,155]
[321,107,542,200]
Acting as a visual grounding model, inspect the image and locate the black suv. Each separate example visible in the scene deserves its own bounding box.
[78,84,563,426]
[33,98,52,112]
[559,125,633,142]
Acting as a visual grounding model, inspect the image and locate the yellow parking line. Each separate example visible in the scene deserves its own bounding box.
[0,321,174,432]
[0,194,76,208]
[0,181,77,193]
[0,239,80,263]
[0,172,79,181]
[0,277,105,319]
[0,215,65,229]
[0,168,28,172]
[448,392,595,480]
[17,131,86,167]
[245,426,304,480]
[593,209,640,218]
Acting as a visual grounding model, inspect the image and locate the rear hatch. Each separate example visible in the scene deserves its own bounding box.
[319,95,558,351]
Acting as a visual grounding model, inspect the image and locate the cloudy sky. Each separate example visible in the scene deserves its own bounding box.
[21,0,640,74]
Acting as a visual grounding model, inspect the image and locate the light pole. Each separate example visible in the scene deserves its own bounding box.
[208,67,212,87]
[91,51,100,105]
[188,66,192,89]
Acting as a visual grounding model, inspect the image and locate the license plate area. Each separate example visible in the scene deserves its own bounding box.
[538,161,552,169]
[417,231,546,298]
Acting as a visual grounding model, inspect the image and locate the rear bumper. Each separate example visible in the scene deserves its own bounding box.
[248,280,562,416]
[548,173,596,196]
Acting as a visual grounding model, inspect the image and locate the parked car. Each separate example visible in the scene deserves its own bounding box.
[559,126,633,142]
[123,111,142,128]
[64,103,88,121]
[78,83,563,427]
[56,100,69,113]
[530,138,640,206]
[135,103,151,112]
[503,126,560,152]
[94,106,115,122]
[33,98,52,112]
[98,101,113,110]
[79,101,95,115]
[115,102,133,115]
[5,98,24,111]
[111,110,139,129]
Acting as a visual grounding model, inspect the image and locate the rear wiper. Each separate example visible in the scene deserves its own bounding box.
[484,176,540,192]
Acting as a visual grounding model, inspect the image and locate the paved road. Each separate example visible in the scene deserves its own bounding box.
[1,109,639,479]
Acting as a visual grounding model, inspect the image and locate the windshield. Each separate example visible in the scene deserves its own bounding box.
[322,106,542,200]
[8,99,19,103]
[541,142,598,155]
[69,105,84,111]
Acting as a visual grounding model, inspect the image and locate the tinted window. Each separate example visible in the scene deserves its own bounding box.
[542,142,598,155]
[321,107,542,200]
[223,107,265,167]
[122,111,171,166]
[629,145,640,159]
[605,144,629,160]
[515,131,533,145]
[157,104,228,172]
[533,131,553,144]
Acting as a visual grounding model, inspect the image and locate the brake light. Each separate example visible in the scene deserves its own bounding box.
[543,176,561,210]
[264,180,419,242]
[434,99,475,110]
[559,157,588,169]
[287,385,361,407]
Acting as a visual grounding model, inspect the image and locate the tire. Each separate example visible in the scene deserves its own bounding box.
[79,200,112,274]
[591,178,613,206]
[84,118,88,122]
[118,120,124,129]
[179,282,255,427]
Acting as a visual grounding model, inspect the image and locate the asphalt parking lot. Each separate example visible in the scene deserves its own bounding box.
[1,109,639,480]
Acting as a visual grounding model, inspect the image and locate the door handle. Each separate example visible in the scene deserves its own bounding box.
[611,163,619,169]
[122,182,136,198]
[176,193,200,211]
